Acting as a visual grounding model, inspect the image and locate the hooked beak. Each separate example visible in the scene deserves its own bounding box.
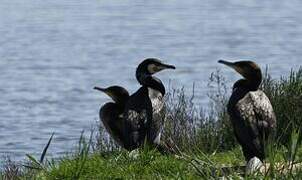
[160,63,176,70]
[218,59,235,68]
[148,62,176,74]
[218,59,244,76]
[94,86,114,98]
[93,86,106,92]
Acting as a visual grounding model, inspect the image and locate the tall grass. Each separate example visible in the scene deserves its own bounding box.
[163,70,236,153]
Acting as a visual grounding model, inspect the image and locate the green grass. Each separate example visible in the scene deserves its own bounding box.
[1,68,302,179]
[1,130,302,179]
[43,151,199,179]
[10,144,301,179]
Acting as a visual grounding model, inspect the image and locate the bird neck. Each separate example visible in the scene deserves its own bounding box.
[234,73,262,91]
[115,100,127,113]
[136,73,165,95]
[113,97,129,112]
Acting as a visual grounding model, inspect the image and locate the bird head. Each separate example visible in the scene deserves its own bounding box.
[136,58,175,75]
[218,60,261,80]
[136,58,175,84]
[94,86,129,103]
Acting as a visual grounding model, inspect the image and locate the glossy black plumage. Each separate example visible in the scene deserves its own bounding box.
[94,86,129,148]
[219,60,276,162]
[123,58,175,150]
[94,59,175,152]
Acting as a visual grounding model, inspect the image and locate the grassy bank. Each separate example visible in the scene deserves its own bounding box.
[2,143,301,179]
[1,68,302,179]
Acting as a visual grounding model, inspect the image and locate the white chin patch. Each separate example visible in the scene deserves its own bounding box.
[148,64,162,74]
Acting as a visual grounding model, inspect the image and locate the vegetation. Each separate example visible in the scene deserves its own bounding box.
[1,68,302,179]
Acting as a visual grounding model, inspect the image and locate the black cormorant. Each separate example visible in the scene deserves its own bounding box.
[94,86,129,148]
[123,58,175,150]
[218,60,276,162]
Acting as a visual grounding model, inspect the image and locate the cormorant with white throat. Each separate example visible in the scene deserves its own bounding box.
[123,58,176,150]
[218,60,276,162]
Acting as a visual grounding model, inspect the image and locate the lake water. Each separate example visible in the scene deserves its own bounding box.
[1,0,302,161]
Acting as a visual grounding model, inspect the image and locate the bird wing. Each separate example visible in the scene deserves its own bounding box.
[122,86,167,148]
[100,103,124,147]
[123,87,152,149]
[234,90,276,158]
[249,91,276,136]
[123,108,148,149]
[236,91,276,136]
[127,109,148,131]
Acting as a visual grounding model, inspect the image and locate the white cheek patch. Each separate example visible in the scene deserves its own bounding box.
[147,64,157,74]
[148,64,165,74]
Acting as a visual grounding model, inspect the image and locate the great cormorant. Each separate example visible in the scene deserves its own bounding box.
[218,60,276,162]
[123,58,175,150]
[94,86,129,148]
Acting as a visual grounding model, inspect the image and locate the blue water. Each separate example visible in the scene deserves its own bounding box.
[1,0,302,161]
